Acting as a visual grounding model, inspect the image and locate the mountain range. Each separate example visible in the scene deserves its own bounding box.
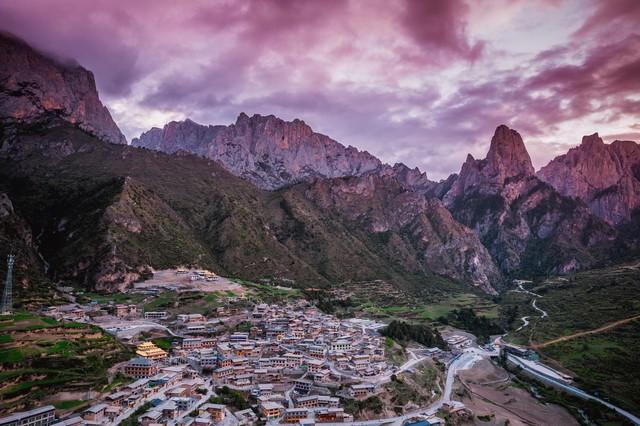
[1,32,639,297]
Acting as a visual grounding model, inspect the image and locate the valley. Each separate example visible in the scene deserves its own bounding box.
[0,19,639,426]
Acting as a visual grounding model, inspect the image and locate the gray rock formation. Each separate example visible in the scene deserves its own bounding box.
[0,32,126,145]
[442,125,617,277]
[301,174,502,294]
[133,113,382,189]
[537,133,640,225]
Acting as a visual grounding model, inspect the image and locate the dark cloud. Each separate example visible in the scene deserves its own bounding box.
[402,0,484,63]
[0,1,146,96]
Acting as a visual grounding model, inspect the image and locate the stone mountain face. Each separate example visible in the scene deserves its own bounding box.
[443,125,534,204]
[0,32,126,145]
[133,113,383,190]
[442,125,617,277]
[537,133,640,225]
[298,174,502,294]
[1,119,501,294]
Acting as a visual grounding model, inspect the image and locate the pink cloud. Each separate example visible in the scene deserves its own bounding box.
[0,0,638,180]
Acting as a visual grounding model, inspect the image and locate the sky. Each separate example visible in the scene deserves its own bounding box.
[1,0,639,180]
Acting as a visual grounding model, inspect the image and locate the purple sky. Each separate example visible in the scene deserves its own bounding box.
[1,0,639,179]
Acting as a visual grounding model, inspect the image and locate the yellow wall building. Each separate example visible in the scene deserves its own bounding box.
[136,341,167,360]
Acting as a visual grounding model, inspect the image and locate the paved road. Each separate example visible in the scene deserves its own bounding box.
[326,347,429,385]
[321,348,485,426]
[515,316,529,332]
[508,355,640,425]
[509,280,546,332]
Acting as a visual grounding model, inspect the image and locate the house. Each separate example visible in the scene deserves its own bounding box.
[182,338,203,349]
[106,390,130,407]
[260,401,284,419]
[284,353,303,368]
[173,397,195,411]
[255,383,274,397]
[282,408,311,424]
[330,340,351,352]
[212,366,233,381]
[200,403,226,422]
[139,410,163,426]
[124,357,160,378]
[305,358,324,372]
[308,345,324,358]
[293,378,312,394]
[178,314,205,323]
[105,406,121,422]
[51,416,83,426]
[144,311,168,320]
[349,383,376,399]
[82,404,108,422]
[295,395,339,409]
[235,409,258,426]
[316,407,351,423]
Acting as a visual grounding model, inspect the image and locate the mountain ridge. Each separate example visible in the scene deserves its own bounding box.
[537,133,640,225]
[1,32,638,295]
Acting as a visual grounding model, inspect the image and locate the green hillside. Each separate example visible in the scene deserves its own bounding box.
[0,312,131,415]
[0,120,468,296]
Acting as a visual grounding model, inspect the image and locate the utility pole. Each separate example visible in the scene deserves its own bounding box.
[1,254,14,315]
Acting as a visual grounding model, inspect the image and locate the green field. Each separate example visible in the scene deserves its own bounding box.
[499,262,640,417]
[541,319,640,416]
[502,263,640,345]
[0,312,131,415]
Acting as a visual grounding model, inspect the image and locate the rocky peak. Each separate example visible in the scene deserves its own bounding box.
[0,32,126,145]
[134,112,383,189]
[486,125,535,181]
[443,125,535,203]
[537,133,640,225]
[580,132,605,149]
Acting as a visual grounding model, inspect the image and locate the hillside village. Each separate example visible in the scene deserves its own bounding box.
[2,270,463,426]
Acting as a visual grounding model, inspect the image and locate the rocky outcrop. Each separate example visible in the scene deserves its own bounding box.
[443,125,534,204]
[442,125,617,277]
[0,32,126,145]
[537,133,640,225]
[300,174,502,294]
[133,113,383,189]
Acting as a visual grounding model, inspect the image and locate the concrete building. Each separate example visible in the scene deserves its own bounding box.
[260,401,284,419]
[0,406,56,426]
[124,357,160,378]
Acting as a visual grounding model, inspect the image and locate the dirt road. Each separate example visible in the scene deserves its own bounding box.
[534,315,640,349]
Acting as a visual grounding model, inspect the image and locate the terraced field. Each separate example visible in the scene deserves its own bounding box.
[0,312,131,415]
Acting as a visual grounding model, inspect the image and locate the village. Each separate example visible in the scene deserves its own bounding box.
[0,269,458,426]
[1,268,614,426]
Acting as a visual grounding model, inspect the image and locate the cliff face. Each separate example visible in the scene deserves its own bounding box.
[0,32,126,145]
[298,174,502,294]
[443,125,535,203]
[1,119,503,293]
[537,133,640,225]
[133,113,383,189]
[442,125,617,277]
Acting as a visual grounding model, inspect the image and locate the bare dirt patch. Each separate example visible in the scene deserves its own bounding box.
[456,359,578,426]
[133,269,246,295]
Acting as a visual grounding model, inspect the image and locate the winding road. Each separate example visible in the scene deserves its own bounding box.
[510,280,547,331]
